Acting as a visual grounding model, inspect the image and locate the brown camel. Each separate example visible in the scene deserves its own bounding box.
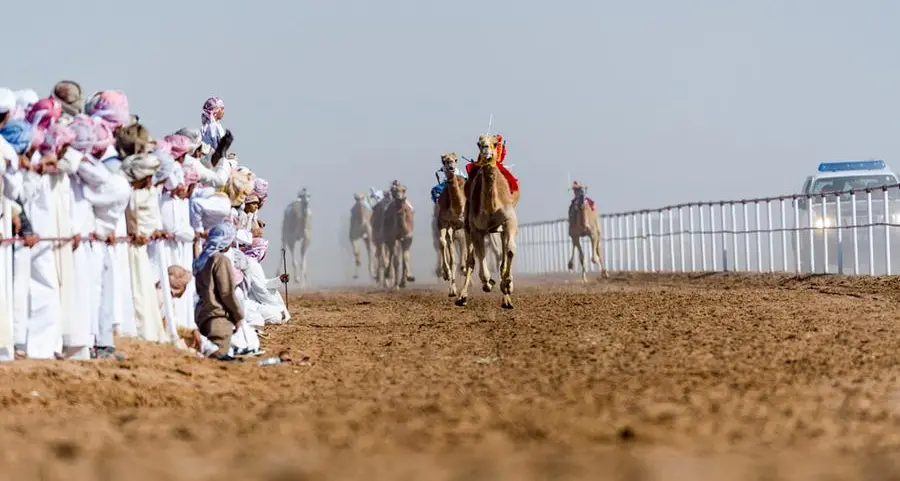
[349,192,374,280]
[456,134,520,309]
[434,153,469,298]
[381,182,415,289]
[281,188,311,288]
[370,188,393,284]
[568,181,607,282]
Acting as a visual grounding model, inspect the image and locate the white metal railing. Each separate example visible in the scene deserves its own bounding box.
[517,184,900,277]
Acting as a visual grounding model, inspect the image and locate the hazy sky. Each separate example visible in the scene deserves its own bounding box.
[4,0,898,283]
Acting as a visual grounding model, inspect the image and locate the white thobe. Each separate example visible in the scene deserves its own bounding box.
[190,190,231,233]
[243,259,290,325]
[0,144,13,360]
[126,186,166,343]
[79,158,131,348]
[66,174,96,358]
[160,191,196,329]
[4,167,40,354]
[26,171,74,359]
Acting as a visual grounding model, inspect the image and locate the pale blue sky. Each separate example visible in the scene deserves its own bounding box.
[4,0,898,283]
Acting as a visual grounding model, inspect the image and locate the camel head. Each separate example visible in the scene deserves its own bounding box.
[440,152,459,178]
[353,192,365,203]
[571,181,588,206]
[391,183,408,202]
[476,134,499,164]
[298,188,311,208]
[389,180,403,198]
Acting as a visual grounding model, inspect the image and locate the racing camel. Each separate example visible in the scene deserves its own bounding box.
[568,180,607,282]
[433,153,469,297]
[381,182,416,289]
[281,188,311,288]
[348,192,374,280]
[370,187,393,284]
[456,133,520,309]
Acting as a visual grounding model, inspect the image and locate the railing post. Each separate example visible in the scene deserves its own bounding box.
[793,197,801,274]
[836,194,844,275]
[884,187,892,275]
[668,208,676,272]
[867,189,874,276]
[699,204,707,271]
[851,191,859,275]
[779,198,787,272]
[821,195,829,274]
[767,200,774,272]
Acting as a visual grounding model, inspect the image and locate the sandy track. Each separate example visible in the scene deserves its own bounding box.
[4,273,900,480]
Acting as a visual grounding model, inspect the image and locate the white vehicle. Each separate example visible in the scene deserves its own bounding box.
[794,160,900,273]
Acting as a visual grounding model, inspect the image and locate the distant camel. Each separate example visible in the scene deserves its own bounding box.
[381,182,415,289]
[349,192,374,280]
[568,180,606,282]
[370,187,393,284]
[281,188,311,288]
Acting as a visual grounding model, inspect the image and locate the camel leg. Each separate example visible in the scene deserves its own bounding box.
[403,238,415,284]
[381,242,391,288]
[299,238,309,289]
[579,237,587,284]
[500,221,518,310]
[447,229,458,298]
[286,242,299,284]
[455,232,477,307]
[593,232,608,279]
[439,227,451,282]
[351,237,361,280]
[471,232,493,293]
[365,238,374,279]
[567,235,577,271]
[393,243,403,290]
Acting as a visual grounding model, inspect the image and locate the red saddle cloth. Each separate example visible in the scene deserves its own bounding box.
[465,162,519,194]
[585,196,595,210]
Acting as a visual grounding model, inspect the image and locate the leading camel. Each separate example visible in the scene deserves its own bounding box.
[456,134,520,309]
[281,188,311,288]
[568,180,607,282]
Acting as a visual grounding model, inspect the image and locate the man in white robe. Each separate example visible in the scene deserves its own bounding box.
[98,144,137,337]
[26,145,82,359]
[0,89,19,360]
[121,152,167,343]
[81,153,131,356]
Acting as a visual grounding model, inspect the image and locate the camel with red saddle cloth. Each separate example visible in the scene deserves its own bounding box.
[568,180,607,283]
[456,133,520,309]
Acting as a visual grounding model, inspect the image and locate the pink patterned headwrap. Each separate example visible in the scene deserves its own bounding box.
[242,237,269,263]
[163,134,192,160]
[253,178,269,199]
[201,96,224,125]
[38,124,75,155]
[182,165,200,186]
[91,120,113,157]
[85,90,130,129]
[69,114,96,153]
[26,98,63,131]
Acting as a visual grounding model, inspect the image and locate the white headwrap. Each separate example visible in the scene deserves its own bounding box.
[152,149,176,185]
[12,89,38,120]
[121,153,161,182]
[0,88,15,115]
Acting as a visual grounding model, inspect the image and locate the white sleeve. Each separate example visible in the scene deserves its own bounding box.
[57,148,84,175]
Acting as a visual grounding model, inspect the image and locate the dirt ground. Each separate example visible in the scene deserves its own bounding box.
[4,273,900,480]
